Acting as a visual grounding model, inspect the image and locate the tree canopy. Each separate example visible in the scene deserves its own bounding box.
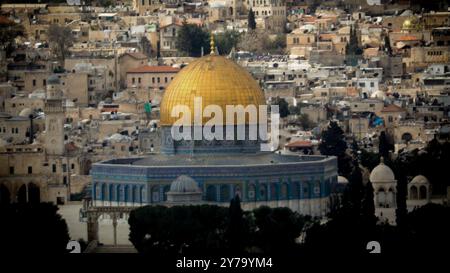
[214,31,240,55]
[0,203,70,253]
[48,24,74,65]
[175,23,210,57]
[248,8,256,30]
[319,121,352,177]
[128,204,312,255]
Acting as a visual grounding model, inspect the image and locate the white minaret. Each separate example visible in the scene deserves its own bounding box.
[369,157,397,224]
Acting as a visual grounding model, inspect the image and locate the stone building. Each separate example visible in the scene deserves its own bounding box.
[126,65,179,91]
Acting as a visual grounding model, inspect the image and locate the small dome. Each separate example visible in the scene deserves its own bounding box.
[19,108,32,117]
[337,176,349,184]
[370,157,396,183]
[47,74,61,85]
[169,175,201,193]
[410,175,429,185]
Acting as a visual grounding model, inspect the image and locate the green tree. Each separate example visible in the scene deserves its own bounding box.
[214,31,240,55]
[298,114,314,130]
[48,24,74,65]
[175,23,210,57]
[248,8,256,30]
[0,203,70,253]
[263,34,286,54]
[227,195,245,252]
[384,35,392,56]
[378,131,393,160]
[0,16,25,56]
[319,121,352,177]
[129,205,229,255]
[272,97,290,118]
[252,206,308,253]
[345,24,362,66]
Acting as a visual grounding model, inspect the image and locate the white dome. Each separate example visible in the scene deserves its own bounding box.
[370,158,395,183]
[19,108,32,117]
[410,175,429,185]
[169,175,201,193]
[337,176,349,184]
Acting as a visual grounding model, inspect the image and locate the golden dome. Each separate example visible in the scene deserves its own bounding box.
[160,55,266,126]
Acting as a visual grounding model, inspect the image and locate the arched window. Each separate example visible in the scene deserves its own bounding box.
[234,185,241,198]
[130,186,139,203]
[95,183,101,200]
[119,185,125,202]
[220,185,230,202]
[248,184,256,201]
[259,183,267,201]
[377,188,386,207]
[410,185,418,200]
[140,186,146,203]
[115,185,120,202]
[386,188,394,208]
[206,185,216,201]
[163,185,170,201]
[401,132,413,143]
[291,182,300,199]
[419,185,427,200]
[109,184,114,201]
[270,183,278,200]
[280,183,288,200]
[102,184,107,201]
[303,182,309,198]
[151,186,159,203]
[123,185,129,203]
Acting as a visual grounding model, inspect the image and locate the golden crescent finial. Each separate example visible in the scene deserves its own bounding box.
[210,33,215,55]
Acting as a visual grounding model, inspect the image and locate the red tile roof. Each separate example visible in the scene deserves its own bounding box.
[127,65,180,74]
[396,35,420,41]
[285,140,313,148]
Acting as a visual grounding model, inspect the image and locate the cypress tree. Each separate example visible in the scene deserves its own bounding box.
[248,9,256,30]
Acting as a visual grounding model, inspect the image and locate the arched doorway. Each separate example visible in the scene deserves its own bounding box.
[17,184,27,204]
[410,185,418,200]
[0,184,11,205]
[28,183,40,204]
[419,185,427,200]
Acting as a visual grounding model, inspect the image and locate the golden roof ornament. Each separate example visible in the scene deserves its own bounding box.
[210,33,215,55]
